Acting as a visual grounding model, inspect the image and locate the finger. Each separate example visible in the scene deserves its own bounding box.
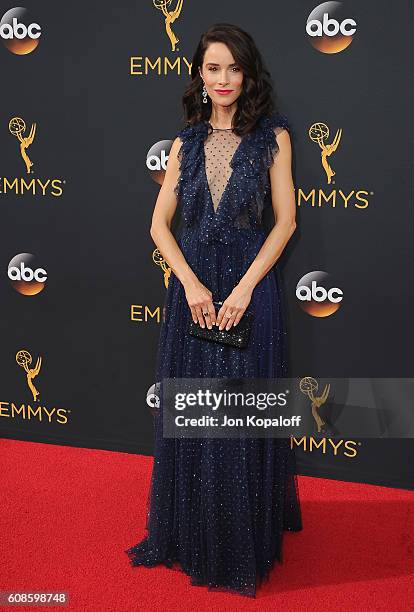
[203,311,211,329]
[203,302,215,328]
[201,303,212,329]
[219,308,233,330]
[190,306,198,323]
[225,311,238,330]
[216,307,225,329]
[232,311,244,327]
[195,305,205,328]
[216,302,231,328]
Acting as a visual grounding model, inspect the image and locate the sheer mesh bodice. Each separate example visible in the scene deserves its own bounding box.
[204,128,242,213]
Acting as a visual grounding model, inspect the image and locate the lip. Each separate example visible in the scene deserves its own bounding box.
[214,89,234,95]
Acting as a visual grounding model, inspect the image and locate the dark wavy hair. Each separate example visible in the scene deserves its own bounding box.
[180,23,279,137]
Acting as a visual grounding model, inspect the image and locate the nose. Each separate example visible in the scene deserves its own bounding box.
[218,70,229,86]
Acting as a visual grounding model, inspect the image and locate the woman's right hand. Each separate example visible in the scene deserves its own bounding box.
[184,280,216,329]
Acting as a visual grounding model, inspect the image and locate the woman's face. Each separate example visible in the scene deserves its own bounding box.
[199,42,243,108]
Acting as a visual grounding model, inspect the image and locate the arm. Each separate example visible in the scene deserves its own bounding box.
[238,127,297,289]
[216,128,297,330]
[150,137,217,328]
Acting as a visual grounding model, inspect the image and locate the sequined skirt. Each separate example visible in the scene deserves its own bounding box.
[126,227,303,598]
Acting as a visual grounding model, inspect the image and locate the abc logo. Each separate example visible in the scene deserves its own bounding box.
[146,383,161,416]
[296,271,343,317]
[146,140,173,186]
[306,2,357,54]
[0,7,41,55]
[8,253,47,295]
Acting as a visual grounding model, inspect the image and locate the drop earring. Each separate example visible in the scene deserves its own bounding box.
[202,82,208,104]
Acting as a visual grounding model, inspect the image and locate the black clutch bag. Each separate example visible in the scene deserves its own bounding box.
[188,301,253,349]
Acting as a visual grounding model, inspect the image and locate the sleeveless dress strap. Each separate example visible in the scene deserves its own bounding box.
[257,112,291,170]
[173,122,207,202]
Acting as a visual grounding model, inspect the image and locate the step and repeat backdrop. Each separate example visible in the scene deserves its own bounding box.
[1,1,413,490]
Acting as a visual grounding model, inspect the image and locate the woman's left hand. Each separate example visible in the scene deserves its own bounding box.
[216,285,253,330]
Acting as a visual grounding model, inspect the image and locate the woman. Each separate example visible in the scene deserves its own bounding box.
[126,23,303,598]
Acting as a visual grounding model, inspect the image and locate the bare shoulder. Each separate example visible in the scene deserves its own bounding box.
[273,126,291,148]
[269,128,291,171]
[170,136,183,156]
[165,136,182,171]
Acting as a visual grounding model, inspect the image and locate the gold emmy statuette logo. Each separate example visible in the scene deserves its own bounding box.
[16,349,42,401]
[309,122,342,184]
[300,376,330,433]
[153,0,183,52]
[153,248,171,288]
[9,116,36,174]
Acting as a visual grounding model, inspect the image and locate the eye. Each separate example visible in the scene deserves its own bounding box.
[206,66,241,72]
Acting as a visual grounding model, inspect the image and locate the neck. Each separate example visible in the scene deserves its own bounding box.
[208,103,237,129]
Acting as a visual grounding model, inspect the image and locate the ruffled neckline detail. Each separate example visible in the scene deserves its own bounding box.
[181,112,290,170]
[178,112,289,136]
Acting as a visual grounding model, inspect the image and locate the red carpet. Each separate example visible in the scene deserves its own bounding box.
[1,439,413,611]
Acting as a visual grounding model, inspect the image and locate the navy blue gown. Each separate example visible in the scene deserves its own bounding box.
[126,112,303,597]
